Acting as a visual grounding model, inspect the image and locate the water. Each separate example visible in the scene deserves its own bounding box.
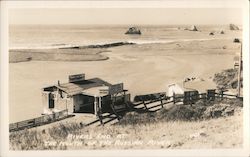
[9,24,230,49]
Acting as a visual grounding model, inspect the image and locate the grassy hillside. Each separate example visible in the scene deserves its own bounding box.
[9,98,243,150]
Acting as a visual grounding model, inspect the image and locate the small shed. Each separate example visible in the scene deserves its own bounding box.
[168,83,187,97]
[167,83,197,104]
[42,74,130,116]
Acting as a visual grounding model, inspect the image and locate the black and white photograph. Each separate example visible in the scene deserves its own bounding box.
[0,0,249,156]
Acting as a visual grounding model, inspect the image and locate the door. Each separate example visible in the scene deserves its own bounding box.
[48,93,55,108]
[75,95,95,113]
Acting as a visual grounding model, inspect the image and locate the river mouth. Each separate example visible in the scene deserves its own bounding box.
[9,42,236,123]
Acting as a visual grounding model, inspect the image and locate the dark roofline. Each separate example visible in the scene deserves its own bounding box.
[42,77,112,96]
[43,77,111,87]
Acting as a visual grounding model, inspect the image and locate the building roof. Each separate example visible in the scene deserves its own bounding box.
[44,78,112,96]
[82,86,110,97]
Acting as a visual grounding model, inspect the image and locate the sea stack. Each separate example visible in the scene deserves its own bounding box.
[125,27,141,35]
[229,24,239,30]
[209,32,214,35]
[190,25,198,31]
[234,38,240,43]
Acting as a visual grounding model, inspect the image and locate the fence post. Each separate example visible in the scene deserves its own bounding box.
[98,112,104,126]
[160,98,163,108]
[221,90,224,100]
[111,100,120,120]
[97,97,104,126]
[32,118,36,127]
[143,100,148,110]
[173,93,176,104]
[202,93,206,102]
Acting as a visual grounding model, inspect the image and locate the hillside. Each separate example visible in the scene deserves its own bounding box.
[9,98,243,150]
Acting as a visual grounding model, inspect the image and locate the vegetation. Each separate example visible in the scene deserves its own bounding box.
[9,98,242,150]
[119,98,242,125]
[213,68,242,89]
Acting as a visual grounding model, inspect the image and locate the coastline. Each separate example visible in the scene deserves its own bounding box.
[9,42,136,63]
[9,38,239,63]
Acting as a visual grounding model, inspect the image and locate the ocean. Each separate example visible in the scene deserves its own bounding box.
[9,24,230,49]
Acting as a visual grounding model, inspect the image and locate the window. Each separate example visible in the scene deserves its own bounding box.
[48,93,55,108]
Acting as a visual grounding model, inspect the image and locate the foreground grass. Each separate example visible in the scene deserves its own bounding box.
[10,108,242,150]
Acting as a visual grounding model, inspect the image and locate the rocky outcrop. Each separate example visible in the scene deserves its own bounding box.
[209,32,214,35]
[60,42,135,49]
[84,42,135,48]
[234,38,240,43]
[229,24,239,30]
[190,25,198,31]
[125,27,141,35]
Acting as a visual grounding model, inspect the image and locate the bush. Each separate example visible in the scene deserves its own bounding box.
[119,111,156,125]
[213,68,242,89]
[119,98,243,125]
[213,69,236,87]
[9,129,44,150]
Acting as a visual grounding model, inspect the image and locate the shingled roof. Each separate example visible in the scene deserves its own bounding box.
[43,78,112,96]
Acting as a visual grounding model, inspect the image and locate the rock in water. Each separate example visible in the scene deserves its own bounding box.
[234,38,240,43]
[209,32,214,35]
[220,30,225,34]
[190,25,198,31]
[125,27,141,35]
[229,24,239,30]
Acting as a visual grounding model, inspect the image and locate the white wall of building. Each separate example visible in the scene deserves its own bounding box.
[167,84,184,97]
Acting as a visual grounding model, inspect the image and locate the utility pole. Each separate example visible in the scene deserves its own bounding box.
[237,42,242,97]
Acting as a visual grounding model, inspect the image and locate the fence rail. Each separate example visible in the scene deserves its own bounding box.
[9,109,68,132]
[131,90,242,112]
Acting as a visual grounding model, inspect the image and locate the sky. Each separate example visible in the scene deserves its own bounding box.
[9,8,242,25]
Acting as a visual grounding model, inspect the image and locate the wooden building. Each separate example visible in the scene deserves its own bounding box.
[42,74,130,116]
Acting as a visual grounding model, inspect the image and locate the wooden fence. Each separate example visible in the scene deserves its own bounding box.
[9,109,68,132]
[89,89,243,126]
[131,90,243,111]
[10,90,243,129]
